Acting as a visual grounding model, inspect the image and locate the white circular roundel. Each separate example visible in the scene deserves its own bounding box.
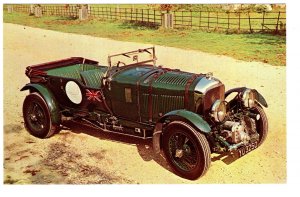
[65,81,82,104]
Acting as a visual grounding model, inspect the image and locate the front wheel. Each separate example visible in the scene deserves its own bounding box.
[23,92,60,138]
[250,105,268,146]
[162,121,211,180]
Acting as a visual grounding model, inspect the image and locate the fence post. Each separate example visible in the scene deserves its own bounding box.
[148,9,150,25]
[136,9,138,22]
[110,7,112,19]
[7,5,13,13]
[142,9,144,23]
[174,11,176,27]
[29,4,35,15]
[275,11,281,33]
[208,12,210,30]
[87,4,91,15]
[169,13,174,28]
[248,12,252,32]
[162,13,167,28]
[154,10,156,25]
[34,5,42,17]
[79,6,88,20]
[161,13,174,29]
[199,11,202,29]
[190,11,192,28]
[74,6,77,18]
[216,12,219,29]
[114,8,117,20]
[227,12,230,30]
[182,11,183,27]
[68,6,71,17]
[262,11,265,31]
[106,7,108,19]
[117,5,120,18]
[238,12,241,32]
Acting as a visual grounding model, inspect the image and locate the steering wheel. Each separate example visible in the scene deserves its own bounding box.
[116,61,126,67]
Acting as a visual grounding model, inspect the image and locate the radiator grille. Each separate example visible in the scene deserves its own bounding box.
[202,84,225,114]
[160,95,185,113]
[142,93,184,116]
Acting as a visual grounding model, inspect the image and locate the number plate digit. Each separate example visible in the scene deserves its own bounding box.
[238,141,258,157]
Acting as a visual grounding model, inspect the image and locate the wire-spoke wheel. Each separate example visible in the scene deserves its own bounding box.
[23,92,60,138]
[162,121,211,180]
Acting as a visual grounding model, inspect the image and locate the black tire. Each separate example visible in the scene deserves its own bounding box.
[162,121,211,180]
[250,105,268,146]
[22,92,60,138]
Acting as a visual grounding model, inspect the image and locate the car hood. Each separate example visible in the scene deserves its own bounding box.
[113,65,222,94]
[150,70,222,94]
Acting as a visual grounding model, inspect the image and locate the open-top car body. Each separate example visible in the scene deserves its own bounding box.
[21,47,268,180]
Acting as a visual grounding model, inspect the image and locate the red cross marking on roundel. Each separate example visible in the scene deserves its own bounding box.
[85,89,102,102]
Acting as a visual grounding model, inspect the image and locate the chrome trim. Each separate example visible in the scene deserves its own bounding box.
[242,89,255,108]
[211,99,226,122]
[194,76,220,94]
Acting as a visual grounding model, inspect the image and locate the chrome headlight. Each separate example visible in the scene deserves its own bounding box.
[211,100,226,122]
[242,89,255,108]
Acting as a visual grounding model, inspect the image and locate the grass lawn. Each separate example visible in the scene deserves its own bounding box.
[3,11,286,66]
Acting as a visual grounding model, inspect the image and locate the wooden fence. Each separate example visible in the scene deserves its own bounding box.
[89,7,162,27]
[5,4,286,33]
[10,4,79,18]
[42,5,78,17]
[173,10,286,33]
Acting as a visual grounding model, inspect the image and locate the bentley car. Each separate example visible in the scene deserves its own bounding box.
[21,47,268,180]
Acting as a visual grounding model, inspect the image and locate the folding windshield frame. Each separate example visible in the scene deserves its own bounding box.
[107,47,157,68]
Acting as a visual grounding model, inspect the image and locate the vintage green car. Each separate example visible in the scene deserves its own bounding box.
[21,47,268,180]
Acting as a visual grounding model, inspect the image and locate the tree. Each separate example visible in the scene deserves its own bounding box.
[160,4,173,13]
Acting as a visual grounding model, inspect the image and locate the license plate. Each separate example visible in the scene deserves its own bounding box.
[237,141,258,157]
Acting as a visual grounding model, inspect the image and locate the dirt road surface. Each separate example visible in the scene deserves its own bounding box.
[3,23,286,184]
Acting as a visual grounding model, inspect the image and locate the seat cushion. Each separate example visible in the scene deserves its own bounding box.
[80,67,107,88]
[47,64,82,80]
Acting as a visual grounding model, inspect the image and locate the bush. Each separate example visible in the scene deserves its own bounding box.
[254,4,272,13]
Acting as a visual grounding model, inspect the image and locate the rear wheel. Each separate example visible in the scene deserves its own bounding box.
[23,92,60,138]
[162,121,211,180]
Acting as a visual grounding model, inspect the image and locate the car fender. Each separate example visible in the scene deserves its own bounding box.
[20,83,61,124]
[225,87,268,108]
[152,110,211,154]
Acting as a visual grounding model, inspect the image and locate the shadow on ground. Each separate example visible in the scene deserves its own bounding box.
[61,120,238,178]
[61,120,174,176]
[4,124,23,134]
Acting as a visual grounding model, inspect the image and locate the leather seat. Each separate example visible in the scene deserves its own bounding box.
[46,64,107,88]
[46,64,97,79]
[80,67,107,88]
